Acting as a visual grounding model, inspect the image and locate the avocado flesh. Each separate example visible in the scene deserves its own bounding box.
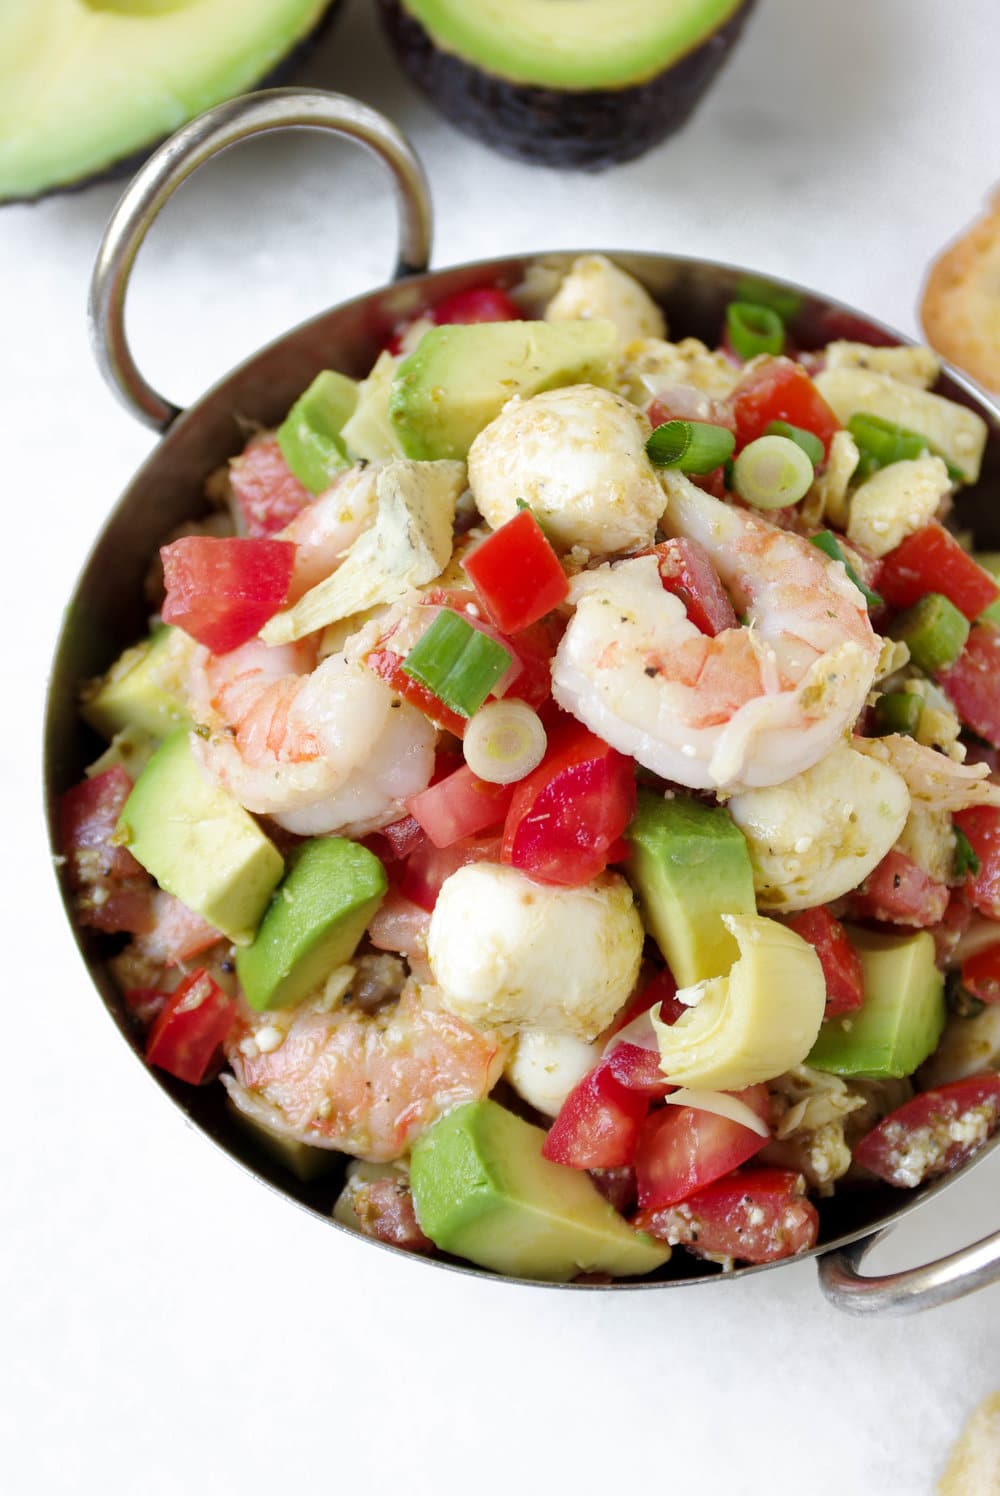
[409,1101,670,1281]
[0,0,334,201]
[807,927,946,1079]
[389,320,619,461]
[626,789,756,987]
[276,371,358,495]
[118,729,284,945]
[399,0,745,89]
[80,626,195,743]
[236,838,387,1012]
[225,1094,338,1183]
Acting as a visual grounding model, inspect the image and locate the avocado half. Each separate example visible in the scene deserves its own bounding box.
[0,0,344,204]
[376,0,759,170]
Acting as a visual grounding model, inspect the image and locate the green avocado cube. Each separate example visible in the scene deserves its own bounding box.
[118,730,283,945]
[80,626,195,742]
[808,926,946,1078]
[625,789,756,986]
[276,370,358,494]
[389,319,620,461]
[236,838,387,1011]
[409,1100,670,1282]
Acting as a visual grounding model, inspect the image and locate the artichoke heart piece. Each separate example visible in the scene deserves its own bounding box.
[652,913,826,1091]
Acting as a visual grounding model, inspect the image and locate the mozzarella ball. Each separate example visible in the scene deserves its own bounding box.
[727,744,911,911]
[505,1030,601,1118]
[428,863,643,1041]
[545,255,666,343]
[468,385,664,555]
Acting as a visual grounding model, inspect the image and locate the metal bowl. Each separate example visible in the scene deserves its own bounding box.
[45,89,1000,1313]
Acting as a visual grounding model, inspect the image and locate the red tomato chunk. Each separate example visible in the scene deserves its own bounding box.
[542,1065,649,1170]
[960,945,1000,1005]
[636,1167,819,1263]
[58,767,153,935]
[732,357,841,454]
[145,969,237,1085]
[878,524,1000,622]
[854,1075,1000,1187]
[462,509,568,634]
[634,1086,770,1210]
[161,536,295,655]
[501,716,636,886]
[398,835,502,913]
[940,624,1000,748]
[366,647,469,736]
[784,907,864,1017]
[953,806,1000,921]
[229,433,311,537]
[407,765,514,849]
[430,286,521,326]
[849,849,949,928]
[642,537,738,637]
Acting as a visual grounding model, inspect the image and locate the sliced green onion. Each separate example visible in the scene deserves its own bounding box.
[645,419,735,474]
[725,301,785,360]
[889,593,970,675]
[402,610,512,719]
[765,420,825,466]
[809,530,884,609]
[954,826,982,879]
[873,691,924,738]
[463,700,547,785]
[734,275,801,325]
[732,434,814,510]
[975,552,1000,626]
[848,413,963,484]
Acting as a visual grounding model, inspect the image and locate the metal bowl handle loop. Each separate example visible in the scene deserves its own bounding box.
[89,88,433,432]
[818,1223,1000,1314]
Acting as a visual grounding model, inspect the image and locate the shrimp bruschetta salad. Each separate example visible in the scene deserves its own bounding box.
[59,257,1000,1282]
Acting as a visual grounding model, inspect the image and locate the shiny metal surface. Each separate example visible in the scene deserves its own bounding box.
[49,95,1000,1311]
[88,89,433,431]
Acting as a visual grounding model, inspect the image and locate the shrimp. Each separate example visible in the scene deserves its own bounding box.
[277,462,379,600]
[551,477,881,792]
[188,634,436,836]
[222,982,508,1161]
[854,733,1000,810]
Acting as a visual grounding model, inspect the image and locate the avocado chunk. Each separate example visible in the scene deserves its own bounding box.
[409,1100,670,1281]
[0,1,342,202]
[341,352,406,463]
[118,729,283,945]
[80,626,195,743]
[225,1093,338,1183]
[276,370,358,494]
[625,789,756,986]
[389,319,619,461]
[807,927,946,1079]
[236,838,387,1011]
[377,0,757,170]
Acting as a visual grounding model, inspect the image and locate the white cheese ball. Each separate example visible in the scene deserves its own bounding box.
[545,254,666,343]
[846,455,950,558]
[468,385,664,555]
[505,1031,601,1118]
[428,863,643,1041]
[727,744,911,911]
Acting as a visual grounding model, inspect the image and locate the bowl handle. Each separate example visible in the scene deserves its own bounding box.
[818,1223,1000,1314]
[89,88,433,432]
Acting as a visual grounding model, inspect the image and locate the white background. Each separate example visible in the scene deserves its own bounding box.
[4,2,1000,1493]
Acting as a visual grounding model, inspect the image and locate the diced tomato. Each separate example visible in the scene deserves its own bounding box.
[849,849,950,929]
[960,945,1000,1005]
[647,391,735,433]
[930,890,974,968]
[347,1175,435,1254]
[635,1167,819,1263]
[58,767,154,935]
[145,969,237,1085]
[501,715,637,886]
[542,1064,650,1170]
[365,815,426,864]
[606,967,685,1037]
[406,765,514,849]
[784,907,864,1017]
[731,357,841,454]
[878,525,999,622]
[160,536,295,654]
[640,538,738,637]
[431,286,521,326]
[634,1086,770,1210]
[137,890,223,966]
[501,617,559,711]
[602,968,681,1096]
[123,987,171,1029]
[854,1075,1000,1187]
[462,510,569,634]
[398,835,502,913]
[940,623,1000,747]
[953,806,1000,920]
[228,433,312,537]
[366,646,470,736]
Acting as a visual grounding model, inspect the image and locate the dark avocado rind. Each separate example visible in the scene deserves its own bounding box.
[376,0,758,170]
[0,0,344,205]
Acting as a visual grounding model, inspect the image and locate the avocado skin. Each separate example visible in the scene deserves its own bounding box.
[377,0,758,171]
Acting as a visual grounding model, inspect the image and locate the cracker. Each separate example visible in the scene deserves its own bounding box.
[921,190,1000,393]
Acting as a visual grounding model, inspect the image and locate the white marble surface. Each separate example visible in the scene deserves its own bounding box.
[4,2,1000,1492]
